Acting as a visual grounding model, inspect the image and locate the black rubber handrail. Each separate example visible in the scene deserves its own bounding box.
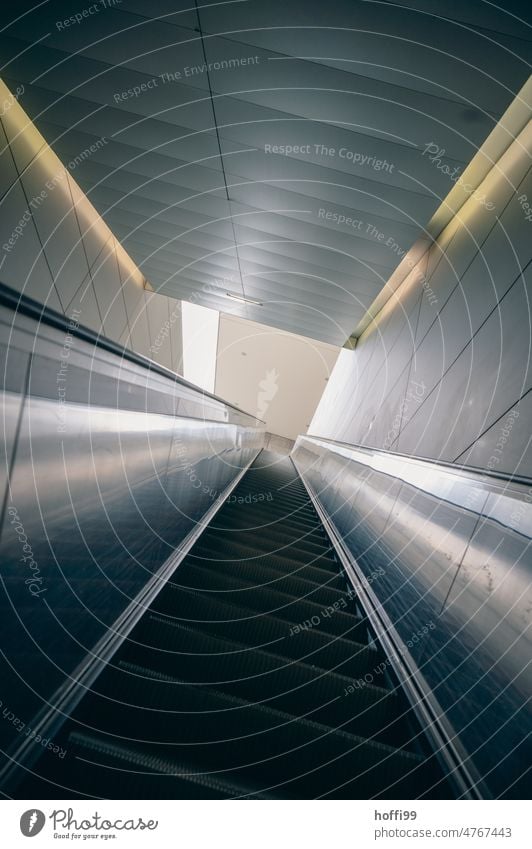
[0,280,265,424]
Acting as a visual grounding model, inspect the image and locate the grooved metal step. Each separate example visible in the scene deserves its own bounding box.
[149,589,377,670]
[191,538,339,571]
[118,619,406,743]
[169,564,363,639]
[174,557,349,608]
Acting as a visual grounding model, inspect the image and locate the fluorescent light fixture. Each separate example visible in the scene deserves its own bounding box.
[182,302,219,393]
[226,291,263,306]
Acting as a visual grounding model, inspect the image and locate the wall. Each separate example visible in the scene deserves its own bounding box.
[215,313,340,440]
[0,79,182,373]
[310,110,532,477]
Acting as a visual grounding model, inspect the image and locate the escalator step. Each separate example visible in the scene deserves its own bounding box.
[219,511,319,531]
[203,525,330,556]
[171,556,349,608]
[66,732,274,799]
[214,513,328,543]
[150,588,377,670]
[221,500,317,520]
[191,538,339,572]
[65,671,443,798]
[120,620,404,742]
[169,564,364,639]
[173,547,344,589]
[169,555,347,599]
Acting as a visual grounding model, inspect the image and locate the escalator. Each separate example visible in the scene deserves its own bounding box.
[18,451,452,799]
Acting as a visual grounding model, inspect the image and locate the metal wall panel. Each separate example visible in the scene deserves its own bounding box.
[0,82,43,173]
[455,390,532,478]
[66,274,104,335]
[0,178,60,308]
[20,157,90,304]
[402,267,532,463]
[309,129,532,476]
[0,120,18,201]
[145,290,173,371]
[90,239,128,343]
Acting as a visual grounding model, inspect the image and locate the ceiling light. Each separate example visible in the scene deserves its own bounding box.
[226,291,263,306]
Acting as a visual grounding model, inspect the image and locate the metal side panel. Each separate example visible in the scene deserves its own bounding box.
[0,289,265,785]
[292,435,532,799]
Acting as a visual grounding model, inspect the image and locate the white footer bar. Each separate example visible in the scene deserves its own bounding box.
[1,799,528,847]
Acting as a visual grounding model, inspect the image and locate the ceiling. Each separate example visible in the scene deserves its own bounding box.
[1,0,531,345]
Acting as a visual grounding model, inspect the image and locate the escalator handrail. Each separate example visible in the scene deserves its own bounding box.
[303,432,532,487]
[0,280,265,425]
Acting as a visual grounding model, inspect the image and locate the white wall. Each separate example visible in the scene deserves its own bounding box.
[0,79,182,374]
[311,103,532,476]
[215,313,339,439]
[181,302,219,393]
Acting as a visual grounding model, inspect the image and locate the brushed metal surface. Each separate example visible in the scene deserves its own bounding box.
[0,297,264,766]
[293,435,532,798]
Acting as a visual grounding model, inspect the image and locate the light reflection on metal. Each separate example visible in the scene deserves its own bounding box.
[0,292,265,784]
[292,434,532,799]
[225,291,263,306]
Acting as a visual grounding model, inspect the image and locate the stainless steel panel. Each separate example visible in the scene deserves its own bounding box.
[0,296,264,762]
[456,167,532,311]
[354,323,415,450]
[416,138,532,348]
[310,348,357,437]
[117,255,145,332]
[293,435,532,798]
[381,477,482,664]
[365,368,411,451]
[409,172,532,406]
[0,391,23,505]
[429,481,532,797]
[422,216,462,295]
[169,300,183,376]
[0,330,30,500]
